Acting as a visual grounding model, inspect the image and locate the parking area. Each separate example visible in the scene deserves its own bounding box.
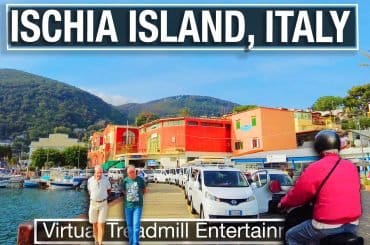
[107,183,370,242]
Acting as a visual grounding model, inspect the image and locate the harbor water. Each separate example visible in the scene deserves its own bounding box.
[0,188,89,244]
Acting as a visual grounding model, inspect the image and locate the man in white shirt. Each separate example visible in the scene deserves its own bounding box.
[88,165,111,245]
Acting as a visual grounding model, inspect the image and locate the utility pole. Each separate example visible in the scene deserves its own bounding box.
[126,120,129,153]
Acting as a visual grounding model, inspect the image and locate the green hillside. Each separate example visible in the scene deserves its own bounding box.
[0,69,126,141]
[117,95,239,122]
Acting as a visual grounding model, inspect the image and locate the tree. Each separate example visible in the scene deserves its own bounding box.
[30,148,47,168]
[63,146,88,169]
[232,105,258,113]
[53,126,72,135]
[343,83,370,116]
[135,112,160,126]
[30,148,64,168]
[312,96,343,111]
[179,107,191,117]
[0,145,12,159]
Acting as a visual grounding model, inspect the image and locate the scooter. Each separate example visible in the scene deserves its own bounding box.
[284,206,364,245]
[283,204,364,245]
[269,180,364,245]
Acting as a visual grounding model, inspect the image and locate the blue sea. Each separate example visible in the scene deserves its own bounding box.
[0,188,89,244]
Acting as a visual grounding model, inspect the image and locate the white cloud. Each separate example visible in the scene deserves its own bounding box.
[85,89,135,106]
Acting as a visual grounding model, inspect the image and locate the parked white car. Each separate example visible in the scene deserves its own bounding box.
[169,168,181,185]
[168,168,176,184]
[250,169,293,214]
[142,169,154,183]
[178,167,187,187]
[185,165,200,204]
[108,168,125,181]
[189,166,259,219]
[153,169,169,183]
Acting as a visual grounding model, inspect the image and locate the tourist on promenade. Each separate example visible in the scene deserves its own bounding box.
[122,165,146,245]
[279,130,362,244]
[88,165,111,245]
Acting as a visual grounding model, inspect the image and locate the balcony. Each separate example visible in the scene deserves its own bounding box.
[116,143,138,155]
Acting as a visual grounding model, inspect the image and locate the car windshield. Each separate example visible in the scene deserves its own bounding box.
[143,170,152,174]
[270,174,293,186]
[204,171,249,187]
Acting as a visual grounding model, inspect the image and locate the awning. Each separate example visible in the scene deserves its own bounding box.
[101,160,125,171]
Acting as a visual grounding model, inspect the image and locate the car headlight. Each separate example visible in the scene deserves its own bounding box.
[246,195,256,202]
[205,191,220,202]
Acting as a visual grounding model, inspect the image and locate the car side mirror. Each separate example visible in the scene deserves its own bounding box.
[251,182,257,189]
[269,180,282,193]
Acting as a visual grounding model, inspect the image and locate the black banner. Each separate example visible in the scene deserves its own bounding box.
[34,218,285,244]
[7,4,358,51]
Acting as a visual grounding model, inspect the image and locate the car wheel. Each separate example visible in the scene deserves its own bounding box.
[190,200,197,214]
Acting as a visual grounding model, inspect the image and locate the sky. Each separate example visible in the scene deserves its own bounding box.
[0,0,369,109]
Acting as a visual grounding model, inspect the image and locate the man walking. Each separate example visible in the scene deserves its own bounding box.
[122,165,146,245]
[88,165,111,245]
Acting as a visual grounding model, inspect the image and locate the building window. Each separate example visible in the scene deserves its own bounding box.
[147,134,160,153]
[150,123,161,130]
[236,120,240,129]
[187,121,198,126]
[235,141,243,150]
[251,116,257,126]
[123,130,135,145]
[163,120,185,127]
[200,122,223,127]
[252,138,260,148]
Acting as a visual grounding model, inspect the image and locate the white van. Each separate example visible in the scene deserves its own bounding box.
[189,166,259,219]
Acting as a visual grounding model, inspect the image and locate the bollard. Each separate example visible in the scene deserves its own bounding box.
[17,222,34,245]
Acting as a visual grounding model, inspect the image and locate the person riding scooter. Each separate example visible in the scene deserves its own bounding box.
[278,130,362,244]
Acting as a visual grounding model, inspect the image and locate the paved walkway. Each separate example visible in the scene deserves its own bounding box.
[359,191,370,242]
[108,183,196,219]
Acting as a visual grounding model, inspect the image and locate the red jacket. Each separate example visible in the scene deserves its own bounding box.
[280,153,362,224]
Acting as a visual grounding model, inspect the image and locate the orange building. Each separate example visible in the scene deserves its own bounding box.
[138,117,232,168]
[88,124,139,167]
[227,107,297,156]
[88,132,105,167]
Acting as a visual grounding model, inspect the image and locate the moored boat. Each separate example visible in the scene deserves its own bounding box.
[0,179,8,188]
[50,174,80,190]
[23,179,40,188]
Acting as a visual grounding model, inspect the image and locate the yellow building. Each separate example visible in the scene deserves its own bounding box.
[29,133,85,156]
[294,111,314,132]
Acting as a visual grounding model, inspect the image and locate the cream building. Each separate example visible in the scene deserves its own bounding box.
[29,133,85,156]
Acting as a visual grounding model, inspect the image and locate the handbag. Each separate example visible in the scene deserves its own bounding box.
[284,158,342,231]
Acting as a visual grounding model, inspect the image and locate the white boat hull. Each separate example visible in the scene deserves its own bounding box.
[50,181,76,190]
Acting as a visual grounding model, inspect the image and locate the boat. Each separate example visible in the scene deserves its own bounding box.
[6,176,24,188]
[0,168,24,188]
[23,179,40,188]
[0,179,8,188]
[69,169,90,189]
[50,174,81,190]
